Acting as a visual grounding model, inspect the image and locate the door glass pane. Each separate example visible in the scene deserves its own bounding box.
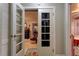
[42,34,50,40]
[16,16,22,25]
[16,6,22,25]
[42,13,50,19]
[16,5,22,34]
[16,5,23,53]
[41,41,50,47]
[16,43,22,53]
[42,27,50,33]
[16,35,22,44]
[42,20,50,26]
[16,25,22,34]
[41,12,50,47]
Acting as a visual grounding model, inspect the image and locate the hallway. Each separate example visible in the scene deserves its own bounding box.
[24,39,37,48]
[0,3,66,56]
[1,3,79,56]
[24,39,37,56]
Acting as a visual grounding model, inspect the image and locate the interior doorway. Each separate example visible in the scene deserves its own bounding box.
[24,10,38,56]
[23,8,55,56]
[10,3,55,56]
[70,3,79,56]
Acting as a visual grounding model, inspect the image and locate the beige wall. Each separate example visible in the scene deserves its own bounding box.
[0,3,9,56]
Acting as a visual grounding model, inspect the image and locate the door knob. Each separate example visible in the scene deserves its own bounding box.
[10,35,17,38]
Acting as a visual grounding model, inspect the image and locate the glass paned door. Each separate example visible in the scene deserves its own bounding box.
[16,5,23,54]
[11,4,24,56]
[38,8,55,56]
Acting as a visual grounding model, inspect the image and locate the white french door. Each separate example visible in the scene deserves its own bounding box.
[10,4,25,56]
[38,8,55,56]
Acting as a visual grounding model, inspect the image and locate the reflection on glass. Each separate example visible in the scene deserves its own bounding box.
[42,27,50,33]
[16,5,22,53]
[41,12,50,47]
[42,20,50,26]
[16,25,22,34]
[16,6,22,16]
[16,35,22,44]
[42,41,50,47]
[16,5,22,25]
[42,13,50,19]
[42,34,50,40]
[16,16,22,25]
[16,5,22,34]
[16,43,22,53]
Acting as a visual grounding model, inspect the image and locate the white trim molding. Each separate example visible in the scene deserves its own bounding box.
[65,3,72,56]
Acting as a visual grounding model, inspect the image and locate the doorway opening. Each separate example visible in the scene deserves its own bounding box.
[24,10,38,56]
[10,4,55,56]
[70,3,79,56]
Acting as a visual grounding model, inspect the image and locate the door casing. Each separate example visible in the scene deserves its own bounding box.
[64,4,72,56]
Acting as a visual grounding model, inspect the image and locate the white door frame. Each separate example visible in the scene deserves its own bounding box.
[65,3,72,56]
[24,4,56,55]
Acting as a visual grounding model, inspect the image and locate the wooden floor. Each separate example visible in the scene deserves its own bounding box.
[24,39,37,48]
[24,39,38,56]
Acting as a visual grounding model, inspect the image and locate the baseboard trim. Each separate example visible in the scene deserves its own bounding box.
[55,54,65,56]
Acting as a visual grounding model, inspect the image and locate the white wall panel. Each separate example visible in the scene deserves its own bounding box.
[0,3,9,56]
